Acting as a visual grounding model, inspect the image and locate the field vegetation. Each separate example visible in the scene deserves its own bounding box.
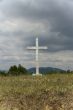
[0,73,73,110]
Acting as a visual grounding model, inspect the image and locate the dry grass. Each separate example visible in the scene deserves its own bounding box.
[0,74,73,110]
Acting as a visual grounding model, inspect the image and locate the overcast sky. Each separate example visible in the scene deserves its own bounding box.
[0,0,73,70]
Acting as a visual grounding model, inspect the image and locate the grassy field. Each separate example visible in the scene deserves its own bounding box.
[0,74,73,110]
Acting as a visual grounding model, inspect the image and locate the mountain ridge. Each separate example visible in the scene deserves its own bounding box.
[28,67,66,74]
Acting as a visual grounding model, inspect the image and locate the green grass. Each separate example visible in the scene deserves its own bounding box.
[0,73,73,110]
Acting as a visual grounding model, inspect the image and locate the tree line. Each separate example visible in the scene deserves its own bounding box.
[0,64,29,76]
[0,64,72,76]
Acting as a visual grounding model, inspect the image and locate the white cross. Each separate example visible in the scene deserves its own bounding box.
[27,37,48,76]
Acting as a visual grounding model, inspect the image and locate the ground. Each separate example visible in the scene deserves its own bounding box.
[0,74,73,110]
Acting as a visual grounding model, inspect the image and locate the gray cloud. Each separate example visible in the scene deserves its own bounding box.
[0,0,73,69]
[2,0,73,51]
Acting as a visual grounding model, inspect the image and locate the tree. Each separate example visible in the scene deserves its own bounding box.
[8,65,18,75]
[18,64,27,75]
[8,64,28,75]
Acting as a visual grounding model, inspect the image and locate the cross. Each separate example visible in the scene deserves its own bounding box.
[27,37,48,76]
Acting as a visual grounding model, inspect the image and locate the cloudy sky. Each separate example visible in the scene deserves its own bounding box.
[0,0,73,70]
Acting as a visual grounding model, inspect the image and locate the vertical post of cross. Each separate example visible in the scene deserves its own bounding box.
[27,37,48,76]
[36,38,39,75]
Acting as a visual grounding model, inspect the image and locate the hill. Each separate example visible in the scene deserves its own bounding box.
[28,67,66,74]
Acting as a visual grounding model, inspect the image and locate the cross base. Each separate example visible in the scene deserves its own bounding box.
[32,73,42,76]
